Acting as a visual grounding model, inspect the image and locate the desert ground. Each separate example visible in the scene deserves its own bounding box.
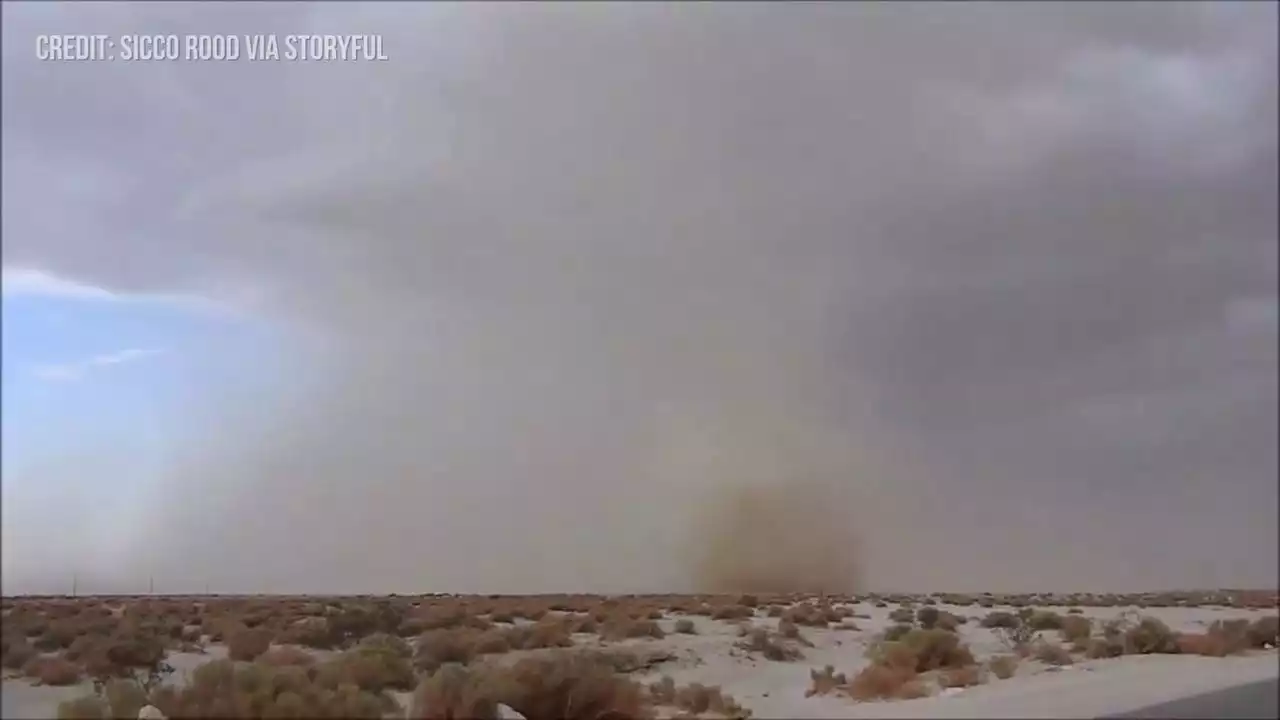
[2,589,1276,719]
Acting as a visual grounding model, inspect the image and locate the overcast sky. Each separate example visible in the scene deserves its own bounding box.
[2,1,1276,596]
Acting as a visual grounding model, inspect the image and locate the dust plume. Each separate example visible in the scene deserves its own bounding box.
[2,2,1276,595]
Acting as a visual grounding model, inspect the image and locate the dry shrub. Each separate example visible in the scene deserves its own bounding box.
[56,695,109,720]
[226,626,274,662]
[673,619,697,635]
[1027,610,1064,632]
[1059,615,1092,645]
[416,628,480,674]
[499,652,653,720]
[881,623,913,643]
[980,611,1019,629]
[1177,631,1231,657]
[257,645,317,667]
[601,617,665,642]
[2,635,37,670]
[507,619,575,650]
[710,604,754,621]
[1248,616,1278,647]
[869,629,974,673]
[473,629,513,655]
[1124,616,1179,655]
[1032,640,1074,666]
[104,677,149,719]
[938,664,984,688]
[806,665,847,697]
[734,628,803,662]
[24,655,84,686]
[845,663,923,701]
[317,643,416,693]
[411,663,501,719]
[775,618,813,646]
[887,607,914,624]
[986,654,1019,680]
[150,657,394,719]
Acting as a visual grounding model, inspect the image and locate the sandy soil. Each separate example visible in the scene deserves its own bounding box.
[3,601,1275,719]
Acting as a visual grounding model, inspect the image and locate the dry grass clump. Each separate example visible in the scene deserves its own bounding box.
[887,607,914,624]
[844,628,979,702]
[867,628,975,674]
[226,626,274,661]
[673,619,697,635]
[1031,640,1074,666]
[774,618,814,647]
[415,628,481,674]
[496,652,653,720]
[257,644,317,667]
[2,634,38,670]
[805,665,847,697]
[938,664,984,688]
[600,617,666,642]
[1058,614,1093,646]
[845,664,930,701]
[985,654,1019,680]
[648,675,751,719]
[23,654,84,686]
[506,618,576,650]
[733,628,805,662]
[710,604,754,621]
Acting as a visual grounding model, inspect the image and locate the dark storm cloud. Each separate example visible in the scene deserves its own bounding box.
[2,1,1275,594]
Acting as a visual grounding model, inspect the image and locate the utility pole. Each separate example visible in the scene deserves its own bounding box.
[72,574,77,598]
[149,575,154,595]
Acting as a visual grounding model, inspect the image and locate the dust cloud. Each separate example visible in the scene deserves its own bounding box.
[2,2,1275,595]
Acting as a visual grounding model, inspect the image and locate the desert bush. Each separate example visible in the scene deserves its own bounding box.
[257,645,317,667]
[991,611,1039,654]
[415,628,479,674]
[938,664,983,688]
[881,623,914,642]
[507,619,575,650]
[56,695,109,720]
[150,657,394,719]
[1027,610,1064,632]
[673,619,697,635]
[601,617,664,642]
[805,665,847,697]
[104,678,149,719]
[1124,617,1178,655]
[24,655,84,686]
[888,607,915,624]
[980,611,1019,629]
[734,628,803,662]
[986,654,1019,680]
[881,628,975,673]
[846,663,927,701]
[318,644,416,693]
[1085,636,1128,659]
[711,604,754,621]
[1248,616,1278,648]
[915,606,940,629]
[410,663,500,719]
[1059,615,1092,645]
[498,652,653,720]
[226,627,273,661]
[1176,632,1230,657]
[1,635,37,670]
[1032,640,1074,666]
[472,629,513,655]
[776,618,812,646]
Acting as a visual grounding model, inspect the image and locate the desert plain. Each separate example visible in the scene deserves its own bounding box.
[3,589,1276,719]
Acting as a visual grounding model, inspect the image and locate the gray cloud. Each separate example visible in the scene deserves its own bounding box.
[2,1,1275,594]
